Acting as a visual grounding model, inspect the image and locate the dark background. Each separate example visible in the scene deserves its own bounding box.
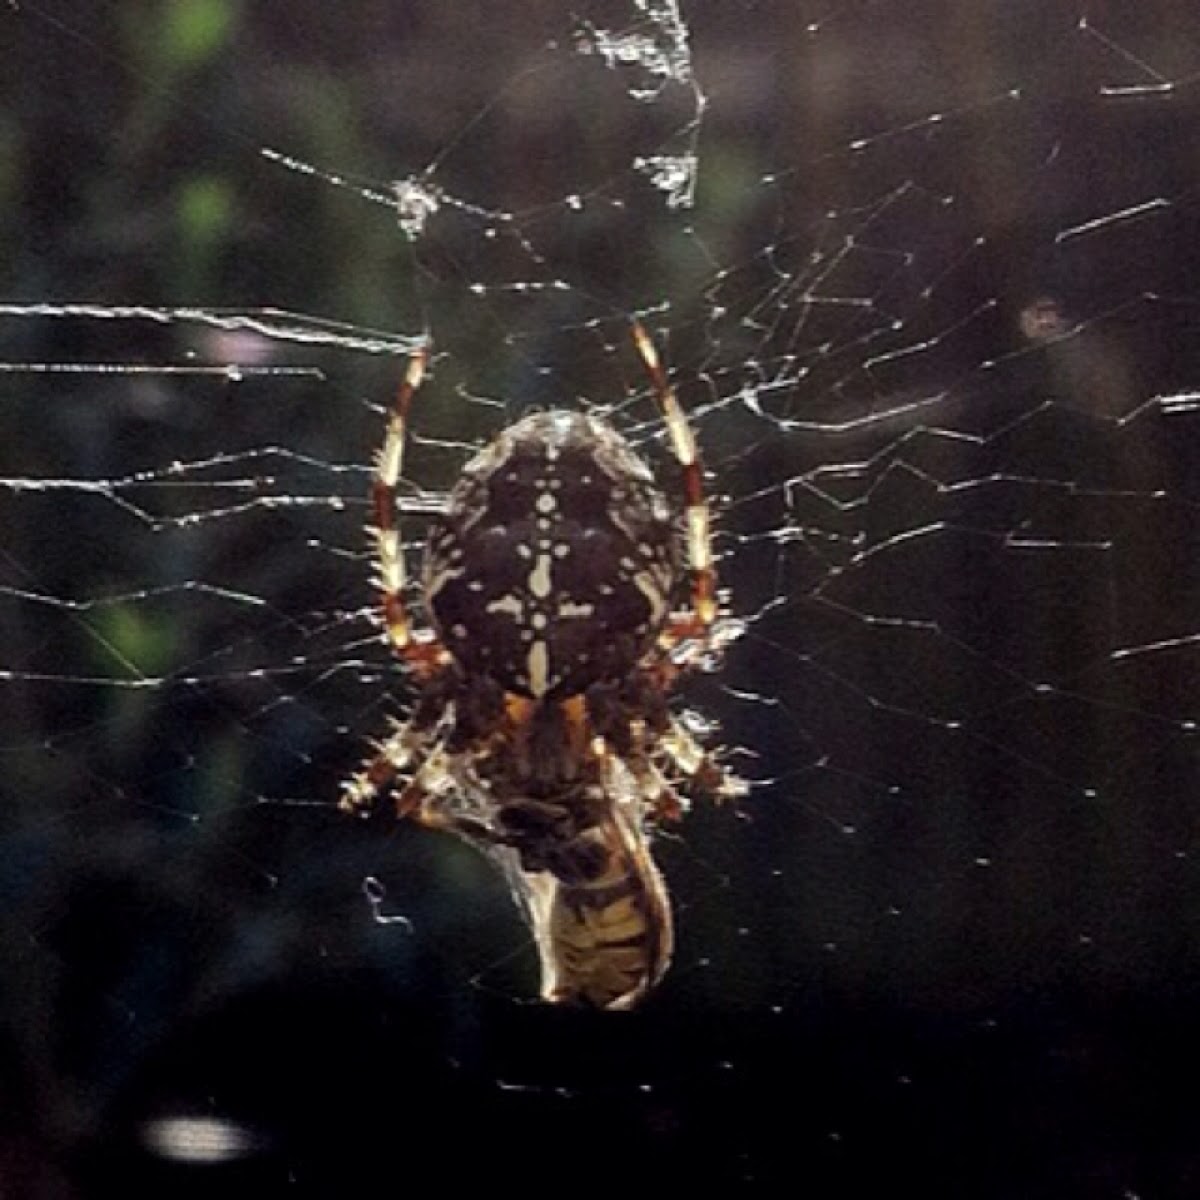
[3,1,1200,1195]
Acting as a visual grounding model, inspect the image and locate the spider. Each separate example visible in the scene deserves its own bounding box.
[340,322,744,1009]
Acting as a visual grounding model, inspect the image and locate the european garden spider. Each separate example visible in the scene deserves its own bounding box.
[340,323,743,1009]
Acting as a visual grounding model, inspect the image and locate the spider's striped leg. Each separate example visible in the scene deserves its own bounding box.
[632,321,717,638]
[370,343,445,678]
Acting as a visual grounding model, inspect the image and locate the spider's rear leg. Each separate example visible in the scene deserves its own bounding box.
[592,669,745,815]
[623,717,746,824]
[660,713,749,804]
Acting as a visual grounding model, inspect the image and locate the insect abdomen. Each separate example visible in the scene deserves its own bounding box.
[539,819,673,1010]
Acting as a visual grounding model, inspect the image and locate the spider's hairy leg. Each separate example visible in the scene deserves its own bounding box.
[632,320,717,633]
[339,712,436,816]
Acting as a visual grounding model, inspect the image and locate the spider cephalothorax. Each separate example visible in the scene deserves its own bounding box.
[341,324,743,1009]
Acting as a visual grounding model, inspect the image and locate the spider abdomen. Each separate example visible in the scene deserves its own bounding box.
[422,410,681,699]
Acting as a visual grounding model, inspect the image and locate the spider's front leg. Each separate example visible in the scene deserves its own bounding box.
[369,342,451,680]
[633,320,717,633]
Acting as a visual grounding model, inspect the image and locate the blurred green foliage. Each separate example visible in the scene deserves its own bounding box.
[163,0,237,71]
[91,604,179,681]
[174,174,236,294]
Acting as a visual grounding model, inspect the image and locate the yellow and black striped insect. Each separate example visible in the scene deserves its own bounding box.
[341,323,743,1009]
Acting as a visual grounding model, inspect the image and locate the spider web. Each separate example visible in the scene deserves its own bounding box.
[3,0,1200,1191]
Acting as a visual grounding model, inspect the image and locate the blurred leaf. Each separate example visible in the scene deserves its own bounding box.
[177,174,234,246]
[164,0,237,71]
[91,604,178,680]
